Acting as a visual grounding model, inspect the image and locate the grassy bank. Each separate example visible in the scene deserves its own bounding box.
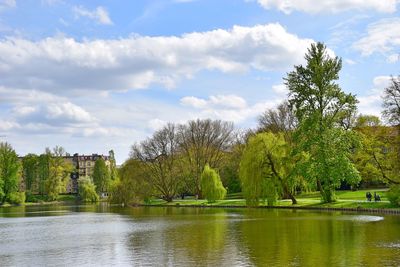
[145,189,399,210]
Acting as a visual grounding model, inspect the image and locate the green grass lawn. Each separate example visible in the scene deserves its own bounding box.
[146,189,398,210]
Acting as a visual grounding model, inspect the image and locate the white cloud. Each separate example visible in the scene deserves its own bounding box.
[180,93,284,124]
[344,59,357,65]
[0,23,314,95]
[358,76,392,117]
[354,18,400,59]
[181,95,247,109]
[148,118,167,131]
[271,84,288,95]
[73,5,113,25]
[254,0,398,14]
[0,0,16,10]
[180,96,208,108]
[373,75,392,89]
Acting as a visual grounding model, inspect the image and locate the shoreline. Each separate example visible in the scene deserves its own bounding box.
[139,203,400,215]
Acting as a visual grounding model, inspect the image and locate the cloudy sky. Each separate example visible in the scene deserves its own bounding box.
[0,0,399,163]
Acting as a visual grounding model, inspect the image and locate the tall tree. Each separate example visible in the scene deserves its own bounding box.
[92,157,111,194]
[0,142,21,204]
[382,75,400,126]
[108,150,118,181]
[22,153,39,192]
[382,75,400,185]
[37,151,51,195]
[257,101,297,139]
[285,42,360,202]
[46,146,73,200]
[178,119,234,196]
[354,121,400,185]
[131,123,181,202]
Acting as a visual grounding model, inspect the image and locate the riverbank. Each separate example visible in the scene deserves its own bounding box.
[142,189,400,214]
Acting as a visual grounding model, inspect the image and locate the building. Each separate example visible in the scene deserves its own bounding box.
[66,153,113,194]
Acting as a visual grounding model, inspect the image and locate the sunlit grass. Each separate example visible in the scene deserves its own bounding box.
[146,188,399,210]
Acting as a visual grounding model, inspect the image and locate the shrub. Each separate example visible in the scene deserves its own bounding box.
[25,191,38,203]
[387,185,400,206]
[8,192,26,205]
[201,164,226,203]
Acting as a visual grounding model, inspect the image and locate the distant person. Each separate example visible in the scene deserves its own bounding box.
[366,192,372,201]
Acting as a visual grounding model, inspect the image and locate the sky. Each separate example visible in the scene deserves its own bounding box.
[0,0,399,164]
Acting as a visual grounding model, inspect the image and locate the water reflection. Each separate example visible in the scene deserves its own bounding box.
[0,205,399,266]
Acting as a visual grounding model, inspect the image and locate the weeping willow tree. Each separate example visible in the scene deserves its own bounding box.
[200,164,226,203]
[239,132,304,206]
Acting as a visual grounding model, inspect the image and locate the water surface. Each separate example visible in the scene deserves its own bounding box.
[1,204,399,266]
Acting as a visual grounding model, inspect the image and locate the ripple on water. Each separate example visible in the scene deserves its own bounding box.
[338,215,384,222]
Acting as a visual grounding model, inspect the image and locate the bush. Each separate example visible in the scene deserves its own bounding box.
[387,185,400,206]
[78,178,99,203]
[201,164,226,203]
[8,192,26,205]
[25,191,37,203]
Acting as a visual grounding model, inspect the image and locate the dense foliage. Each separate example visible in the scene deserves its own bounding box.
[286,42,360,202]
[92,158,111,194]
[0,143,22,204]
[200,164,226,203]
[78,177,99,203]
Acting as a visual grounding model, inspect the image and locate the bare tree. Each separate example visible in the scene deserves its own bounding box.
[382,75,400,126]
[131,123,181,202]
[257,101,297,139]
[177,119,234,197]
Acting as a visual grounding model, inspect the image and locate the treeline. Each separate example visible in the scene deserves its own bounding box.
[112,42,400,206]
[0,145,118,205]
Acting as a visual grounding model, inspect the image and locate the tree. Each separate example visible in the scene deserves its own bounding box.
[178,119,234,197]
[78,177,99,203]
[354,123,399,185]
[92,157,111,194]
[285,42,360,202]
[215,130,247,194]
[131,123,181,202]
[108,150,118,181]
[239,133,303,206]
[46,146,73,200]
[109,159,153,205]
[200,164,226,203]
[37,150,51,195]
[22,153,39,192]
[0,142,21,204]
[257,101,297,138]
[382,75,400,126]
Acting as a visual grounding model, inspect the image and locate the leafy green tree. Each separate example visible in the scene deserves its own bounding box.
[37,151,51,195]
[239,133,303,206]
[46,146,73,200]
[78,177,99,203]
[354,123,399,185]
[0,142,22,204]
[22,153,39,192]
[92,157,111,194]
[108,150,118,181]
[200,164,226,203]
[285,42,360,202]
[109,159,153,205]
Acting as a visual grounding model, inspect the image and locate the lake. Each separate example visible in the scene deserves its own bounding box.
[0,204,399,266]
